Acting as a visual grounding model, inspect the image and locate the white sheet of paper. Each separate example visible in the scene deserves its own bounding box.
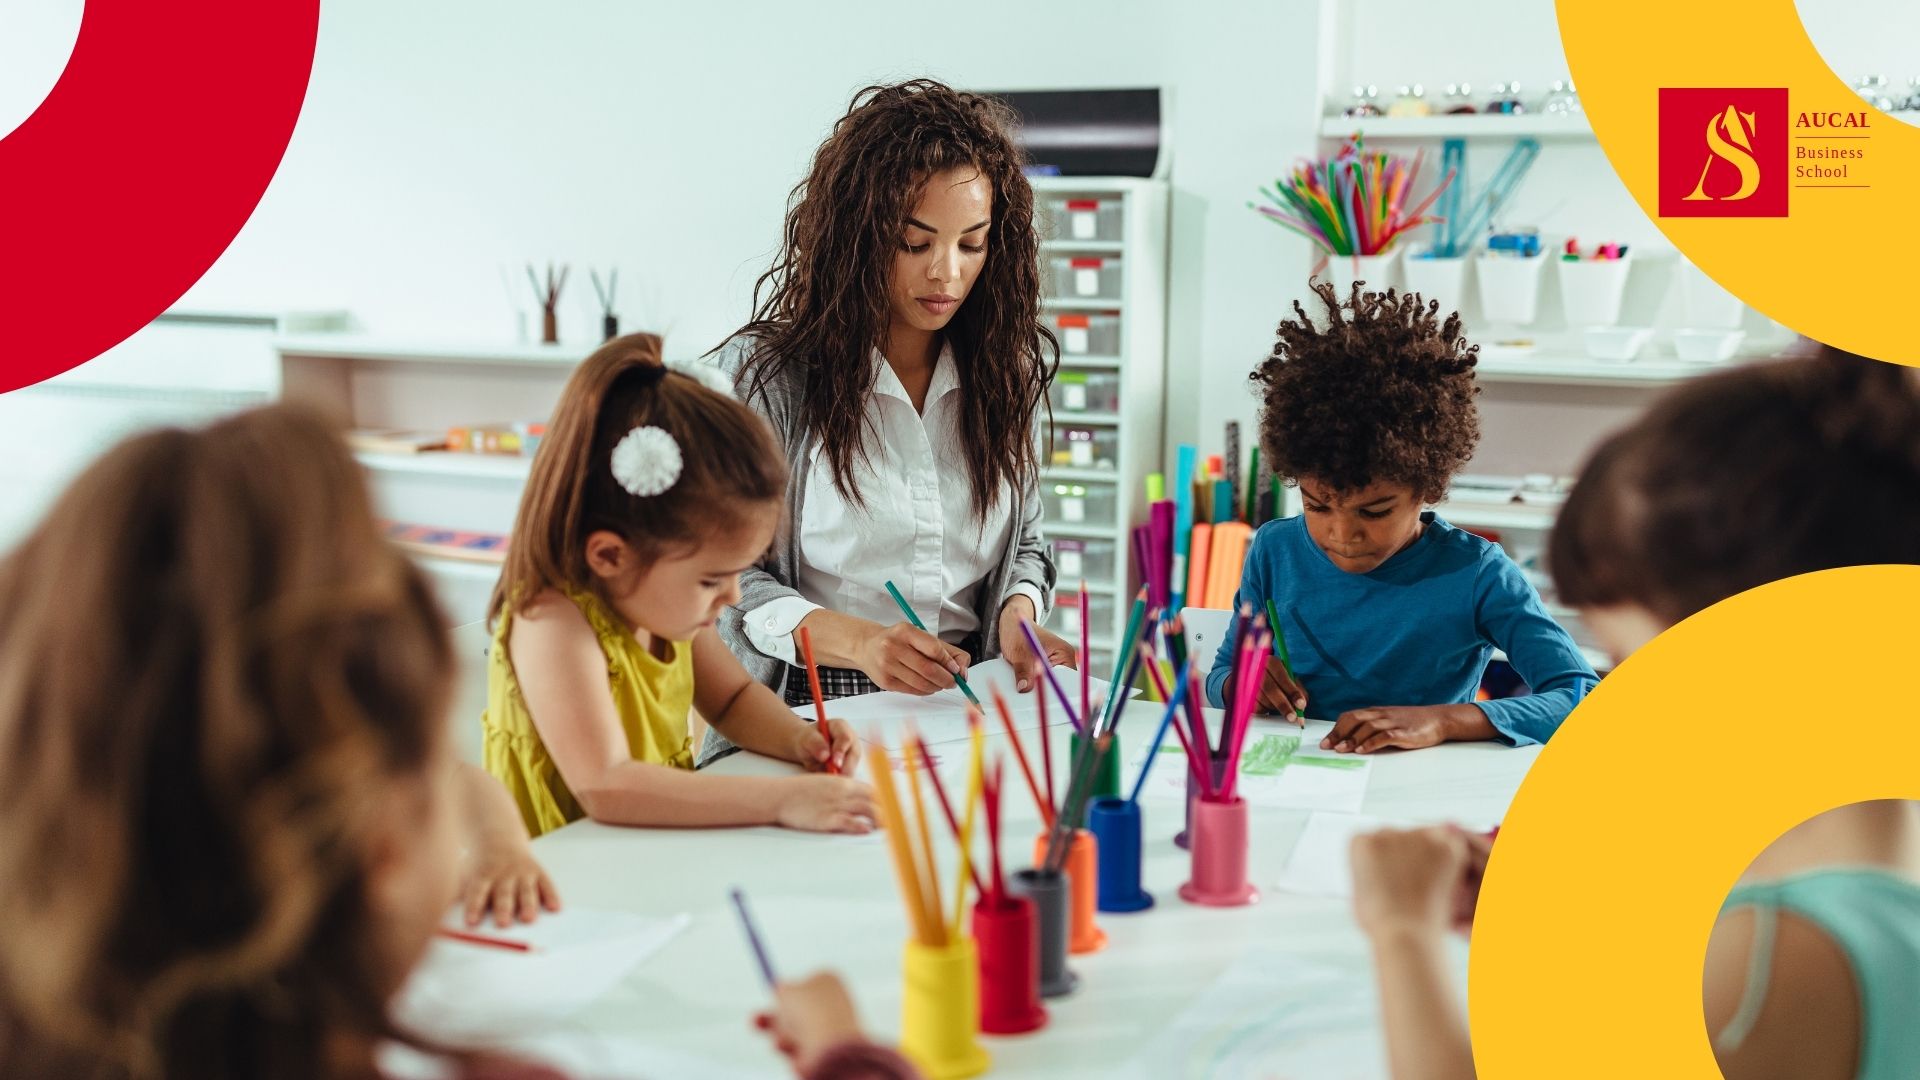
[1124,948,1409,1080]
[392,909,689,1041]
[1126,722,1371,813]
[381,1033,758,1080]
[793,658,1124,747]
[1274,811,1406,899]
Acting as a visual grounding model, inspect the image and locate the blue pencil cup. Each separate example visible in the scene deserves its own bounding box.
[1086,796,1154,913]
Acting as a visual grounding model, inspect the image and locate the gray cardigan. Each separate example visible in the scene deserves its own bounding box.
[701,334,1057,764]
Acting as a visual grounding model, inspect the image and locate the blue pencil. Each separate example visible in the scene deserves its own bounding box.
[728,887,778,989]
[1127,661,1191,805]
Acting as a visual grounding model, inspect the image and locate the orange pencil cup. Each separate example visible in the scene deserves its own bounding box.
[1033,829,1107,954]
[900,936,990,1079]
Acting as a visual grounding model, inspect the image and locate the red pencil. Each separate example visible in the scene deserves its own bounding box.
[1037,673,1057,818]
[438,928,531,952]
[991,686,1053,828]
[798,626,836,775]
[915,737,989,896]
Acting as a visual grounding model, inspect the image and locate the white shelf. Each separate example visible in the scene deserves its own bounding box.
[1475,353,1735,388]
[355,450,532,481]
[1041,298,1123,312]
[1051,410,1122,426]
[1492,644,1612,673]
[1041,240,1126,254]
[277,335,589,368]
[1042,465,1123,483]
[1436,500,1558,531]
[1045,522,1124,540]
[1056,354,1122,370]
[1319,114,1596,140]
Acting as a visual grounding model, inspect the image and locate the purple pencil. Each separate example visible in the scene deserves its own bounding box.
[1019,618,1082,732]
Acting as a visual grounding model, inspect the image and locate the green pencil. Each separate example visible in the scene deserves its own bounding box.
[1264,598,1305,721]
[883,580,979,706]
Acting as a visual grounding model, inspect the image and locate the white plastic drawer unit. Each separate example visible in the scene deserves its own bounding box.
[1047,255,1124,302]
[1048,370,1121,414]
[1039,196,1125,243]
[1049,537,1118,583]
[1051,312,1120,357]
[1047,425,1120,470]
[1043,478,1119,528]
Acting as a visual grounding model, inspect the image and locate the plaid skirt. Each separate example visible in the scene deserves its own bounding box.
[782,632,983,709]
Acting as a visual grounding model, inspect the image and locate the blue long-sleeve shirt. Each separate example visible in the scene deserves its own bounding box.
[1204,513,1594,746]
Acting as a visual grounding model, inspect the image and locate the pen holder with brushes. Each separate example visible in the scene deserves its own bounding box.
[900,936,992,1079]
[1033,829,1107,954]
[970,896,1048,1034]
[1086,796,1154,912]
[1007,868,1077,997]
[1179,796,1260,907]
[1175,755,1230,850]
[1069,732,1122,808]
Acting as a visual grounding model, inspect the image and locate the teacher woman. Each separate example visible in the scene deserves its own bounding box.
[705,79,1073,758]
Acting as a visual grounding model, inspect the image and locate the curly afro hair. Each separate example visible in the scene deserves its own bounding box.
[1252,280,1481,503]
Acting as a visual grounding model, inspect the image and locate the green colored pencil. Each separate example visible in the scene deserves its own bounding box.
[1264,598,1304,721]
[883,580,979,706]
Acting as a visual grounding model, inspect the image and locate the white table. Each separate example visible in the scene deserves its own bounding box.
[519,710,1537,1078]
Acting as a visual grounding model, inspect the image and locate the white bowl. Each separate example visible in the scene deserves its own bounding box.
[1673,329,1745,363]
[1584,326,1654,362]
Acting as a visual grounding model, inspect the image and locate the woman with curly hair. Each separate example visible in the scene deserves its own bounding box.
[705,79,1074,753]
[1208,281,1595,753]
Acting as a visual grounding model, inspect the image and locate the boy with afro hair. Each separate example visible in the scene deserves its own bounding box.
[1207,282,1594,752]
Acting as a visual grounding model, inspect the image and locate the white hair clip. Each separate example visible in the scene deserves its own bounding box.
[610,425,683,497]
[664,356,736,399]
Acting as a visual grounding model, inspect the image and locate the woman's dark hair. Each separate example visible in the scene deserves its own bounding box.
[1252,280,1480,502]
[1551,345,1920,624]
[724,78,1055,519]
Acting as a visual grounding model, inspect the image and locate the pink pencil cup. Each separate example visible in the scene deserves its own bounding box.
[1179,796,1259,907]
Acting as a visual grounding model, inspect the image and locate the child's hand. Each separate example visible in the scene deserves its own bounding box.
[795,718,862,775]
[751,971,868,1074]
[1256,655,1308,722]
[777,775,878,834]
[1322,704,1477,753]
[859,622,970,695]
[998,597,1075,693]
[458,835,561,928]
[1350,825,1479,939]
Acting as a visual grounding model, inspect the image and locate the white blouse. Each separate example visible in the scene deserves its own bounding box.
[744,344,1045,666]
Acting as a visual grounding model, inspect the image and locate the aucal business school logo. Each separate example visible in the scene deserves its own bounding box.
[1658,88,1789,217]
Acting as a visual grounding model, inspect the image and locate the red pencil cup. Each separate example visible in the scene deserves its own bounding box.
[971,897,1048,1035]
[1032,829,1108,954]
[1179,796,1260,907]
[1175,756,1230,850]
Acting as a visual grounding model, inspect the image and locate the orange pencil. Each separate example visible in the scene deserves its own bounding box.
[798,625,836,774]
[438,928,531,952]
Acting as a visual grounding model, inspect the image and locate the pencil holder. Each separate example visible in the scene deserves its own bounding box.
[1179,796,1260,907]
[1556,253,1633,327]
[1402,246,1471,323]
[1086,796,1154,913]
[900,937,991,1079]
[971,897,1048,1034]
[1008,868,1077,997]
[1318,249,1401,300]
[1069,732,1122,808]
[1474,252,1547,325]
[1175,756,1230,850]
[1033,829,1108,954]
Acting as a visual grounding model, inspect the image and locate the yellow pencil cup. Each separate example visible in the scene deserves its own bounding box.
[900,936,992,1080]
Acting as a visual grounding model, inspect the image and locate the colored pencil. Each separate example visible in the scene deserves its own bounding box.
[983,760,1007,904]
[1037,674,1057,816]
[991,687,1053,827]
[728,887,778,988]
[1079,581,1090,729]
[953,718,985,936]
[437,928,531,952]
[797,625,836,774]
[883,580,978,706]
[1265,598,1305,722]
[866,742,935,945]
[905,742,944,942]
[1020,618,1082,733]
[915,736,989,897]
[1127,660,1191,805]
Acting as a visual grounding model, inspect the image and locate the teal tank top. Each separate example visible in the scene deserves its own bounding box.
[1720,868,1920,1080]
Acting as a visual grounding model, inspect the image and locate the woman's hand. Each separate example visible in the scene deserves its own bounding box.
[1321,703,1494,754]
[998,595,1075,693]
[752,972,869,1075]
[793,717,862,775]
[458,833,561,928]
[856,621,970,695]
[1350,825,1489,940]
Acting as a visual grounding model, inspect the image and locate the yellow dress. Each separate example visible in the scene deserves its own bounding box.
[482,585,696,837]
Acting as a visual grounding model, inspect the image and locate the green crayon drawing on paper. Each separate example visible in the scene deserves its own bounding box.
[1155,733,1364,774]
